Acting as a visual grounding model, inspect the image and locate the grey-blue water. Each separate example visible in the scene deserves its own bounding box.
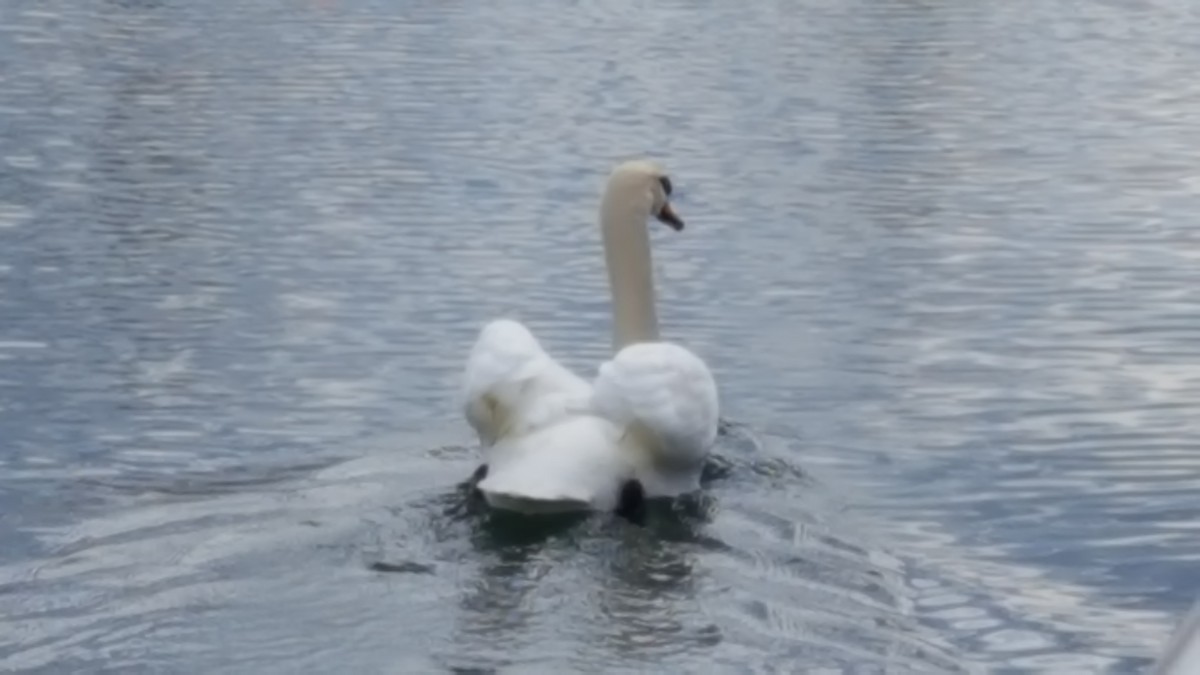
[2,1,1199,672]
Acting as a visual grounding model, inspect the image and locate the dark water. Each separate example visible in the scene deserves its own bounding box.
[3,0,1199,672]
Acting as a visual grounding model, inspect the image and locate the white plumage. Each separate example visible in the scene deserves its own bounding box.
[461,319,590,447]
[592,341,719,495]
[458,160,719,514]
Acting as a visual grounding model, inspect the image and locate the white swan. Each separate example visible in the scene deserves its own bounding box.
[459,160,719,515]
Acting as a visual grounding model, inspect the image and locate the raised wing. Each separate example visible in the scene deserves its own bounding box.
[590,341,719,478]
[461,319,591,447]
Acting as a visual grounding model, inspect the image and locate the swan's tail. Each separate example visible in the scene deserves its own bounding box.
[478,489,591,515]
[476,416,631,514]
[477,465,595,513]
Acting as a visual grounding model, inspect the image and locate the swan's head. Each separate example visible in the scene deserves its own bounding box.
[607,160,685,231]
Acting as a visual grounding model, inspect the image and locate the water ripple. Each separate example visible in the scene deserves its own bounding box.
[3,0,1200,672]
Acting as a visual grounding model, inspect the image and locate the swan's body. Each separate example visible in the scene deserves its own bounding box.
[460,160,719,514]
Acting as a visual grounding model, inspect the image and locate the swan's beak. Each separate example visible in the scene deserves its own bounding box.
[656,202,685,231]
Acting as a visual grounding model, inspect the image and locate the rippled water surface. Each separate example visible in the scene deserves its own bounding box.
[3,0,1200,672]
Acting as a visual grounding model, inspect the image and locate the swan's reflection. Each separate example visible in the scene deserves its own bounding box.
[437,484,720,668]
[589,499,724,657]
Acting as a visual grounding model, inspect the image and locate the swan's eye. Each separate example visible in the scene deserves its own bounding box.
[658,176,673,197]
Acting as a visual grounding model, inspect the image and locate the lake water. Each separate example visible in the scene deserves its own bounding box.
[2,0,1199,672]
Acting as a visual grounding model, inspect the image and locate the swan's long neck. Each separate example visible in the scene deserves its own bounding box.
[600,182,659,352]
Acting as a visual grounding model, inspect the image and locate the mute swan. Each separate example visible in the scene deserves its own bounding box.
[460,160,719,515]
